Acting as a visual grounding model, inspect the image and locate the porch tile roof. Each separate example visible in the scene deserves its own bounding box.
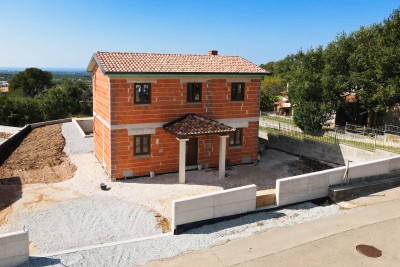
[163,114,236,138]
[88,51,269,75]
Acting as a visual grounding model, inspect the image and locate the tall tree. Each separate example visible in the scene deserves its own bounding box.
[289,47,329,131]
[9,68,53,98]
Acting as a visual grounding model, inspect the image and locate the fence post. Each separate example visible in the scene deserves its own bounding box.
[345,122,347,134]
[278,122,280,131]
[335,128,337,144]
[374,133,377,151]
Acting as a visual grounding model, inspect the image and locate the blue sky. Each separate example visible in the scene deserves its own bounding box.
[0,0,398,68]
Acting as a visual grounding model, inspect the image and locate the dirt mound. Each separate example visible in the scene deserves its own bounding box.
[0,132,12,139]
[0,124,76,184]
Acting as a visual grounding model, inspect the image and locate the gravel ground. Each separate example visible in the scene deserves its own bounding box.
[2,121,340,262]
[62,122,93,155]
[22,202,340,267]
[1,195,162,254]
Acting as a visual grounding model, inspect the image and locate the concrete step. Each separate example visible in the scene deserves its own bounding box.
[329,176,400,202]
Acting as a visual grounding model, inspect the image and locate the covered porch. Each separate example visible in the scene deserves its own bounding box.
[163,114,236,183]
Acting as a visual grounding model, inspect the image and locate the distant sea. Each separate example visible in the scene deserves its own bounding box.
[0,67,86,73]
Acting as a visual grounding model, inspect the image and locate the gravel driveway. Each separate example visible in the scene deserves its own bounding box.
[1,195,162,254]
[22,202,340,267]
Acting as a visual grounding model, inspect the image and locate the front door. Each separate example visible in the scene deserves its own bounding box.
[186,138,198,166]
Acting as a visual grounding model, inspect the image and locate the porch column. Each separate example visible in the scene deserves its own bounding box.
[219,135,229,179]
[178,138,189,184]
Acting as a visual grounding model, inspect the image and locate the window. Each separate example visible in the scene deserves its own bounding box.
[231,82,244,101]
[229,129,242,146]
[134,83,151,104]
[134,135,151,155]
[187,83,202,102]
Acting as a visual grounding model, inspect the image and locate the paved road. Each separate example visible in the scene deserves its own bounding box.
[146,198,400,266]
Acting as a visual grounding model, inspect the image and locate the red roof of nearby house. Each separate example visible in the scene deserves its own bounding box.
[87,51,269,75]
[273,100,287,105]
[163,114,236,138]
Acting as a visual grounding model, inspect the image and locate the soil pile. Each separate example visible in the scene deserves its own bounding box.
[0,124,76,184]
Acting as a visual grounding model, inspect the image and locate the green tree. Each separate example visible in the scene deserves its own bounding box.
[9,68,53,98]
[289,47,329,131]
[40,86,70,120]
[260,75,286,110]
[0,94,42,126]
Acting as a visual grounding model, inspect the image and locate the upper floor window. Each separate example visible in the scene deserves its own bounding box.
[135,83,151,104]
[187,83,202,102]
[231,82,244,101]
[229,128,242,146]
[134,135,151,155]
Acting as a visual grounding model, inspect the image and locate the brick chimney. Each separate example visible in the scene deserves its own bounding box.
[208,50,218,55]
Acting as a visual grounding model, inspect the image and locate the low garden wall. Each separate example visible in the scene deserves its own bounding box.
[276,156,400,206]
[0,230,29,267]
[172,184,257,233]
[264,134,398,165]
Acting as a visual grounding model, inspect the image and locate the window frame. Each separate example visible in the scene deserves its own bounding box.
[187,83,202,103]
[134,83,151,104]
[231,82,245,101]
[134,135,151,155]
[229,128,242,147]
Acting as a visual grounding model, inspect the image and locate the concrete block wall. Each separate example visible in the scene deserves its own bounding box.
[30,118,72,129]
[265,134,398,165]
[0,230,29,267]
[172,184,257,230]
[276,156,400,206]
[73,118,93,136]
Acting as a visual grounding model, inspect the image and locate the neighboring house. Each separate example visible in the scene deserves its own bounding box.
[273,97,291,116]
[87,50,269,182]
[0,81,9,93]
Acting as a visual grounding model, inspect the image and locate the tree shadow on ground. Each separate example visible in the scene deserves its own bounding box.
[0,177,22,214]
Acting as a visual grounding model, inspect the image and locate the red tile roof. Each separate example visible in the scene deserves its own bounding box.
[88,51,269,75]
[163,114,236,138]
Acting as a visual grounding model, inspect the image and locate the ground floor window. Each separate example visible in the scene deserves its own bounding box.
[229,129,242,146]
[134,135,151,155]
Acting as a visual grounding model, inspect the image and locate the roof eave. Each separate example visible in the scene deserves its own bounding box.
[105,72,270,77]
[86,53,106,74]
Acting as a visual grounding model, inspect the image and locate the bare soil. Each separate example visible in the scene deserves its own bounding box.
[0,132,12,139]
[0,124,76,184]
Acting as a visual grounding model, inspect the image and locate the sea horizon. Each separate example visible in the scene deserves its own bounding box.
[0,67,86,72]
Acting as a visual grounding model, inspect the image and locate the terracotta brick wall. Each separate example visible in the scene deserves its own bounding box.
[111,127,180,178]
[94,75,261,179]
[109,78,260,125]
[93,67,112,175]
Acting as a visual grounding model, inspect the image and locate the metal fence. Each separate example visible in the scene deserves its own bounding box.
[260,117,400,153]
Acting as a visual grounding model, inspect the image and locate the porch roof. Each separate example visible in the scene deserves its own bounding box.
[163,114,236,138]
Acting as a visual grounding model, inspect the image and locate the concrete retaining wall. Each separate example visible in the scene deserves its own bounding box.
[30,118,72,129]
[276,156,400,206]
[0,118,72,162]
[73,117,93,137]
[172,184,257,231]
[264,134,398,165]
[0,125,31,158]
[0,230,29,267]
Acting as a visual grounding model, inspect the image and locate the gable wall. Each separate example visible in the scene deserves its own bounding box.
[92,67,112,174]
